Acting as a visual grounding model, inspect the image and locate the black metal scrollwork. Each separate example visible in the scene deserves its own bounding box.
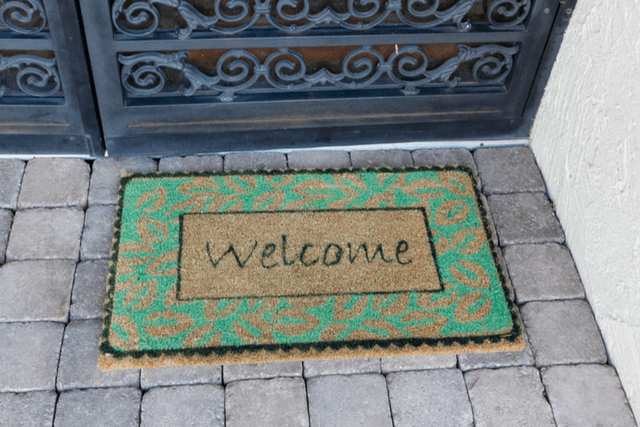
[119,44,519,101]
[0,54,60,97]
[111,0,176,37]
[119,51,185,95]
[112,0,486,38]
[0,0,46,35]
[487,0,531,28]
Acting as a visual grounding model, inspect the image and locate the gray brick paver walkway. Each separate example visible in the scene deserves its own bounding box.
[223,361,303,384]
[350,149,413,168]
[0,159,25,209]
[488,192,565,245]
[158,155,223,173]
[141,365,222,390]
[17,158,90,209]
[54,387,141,427]
[412,148,479,184]
[387,369,474,427]
[0,391,57,427]
[521,299,608,367]
[6,207,84,261]
[465,366,556,427]
[478,193,500,247]
[381,354,457,373]
[303,357,380,378]
[0,209,13,264]
[0,260,76,322]
[457,327,535,371]
[0,322,64,392]
[141,385,225,427]
[541,364,637,427]
[70,260,109,320]
[56,319,140,391]
[473,146,546,194]
[0,148,636,427]
[288,150,350,169]
[88,158,157,205]
[226,378,309,427]
[224,152,287,171]
[307,374,393,427]
[80,204,117,260]
[503,243,585,303]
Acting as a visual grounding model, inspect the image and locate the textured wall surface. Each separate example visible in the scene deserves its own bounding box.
[530,0,640,418]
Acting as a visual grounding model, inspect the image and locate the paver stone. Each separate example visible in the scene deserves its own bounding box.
[0,260,75,322]
[80,204,117,260]
[89,158,157,205]
[503,243,585,302]
[159,155,223,173]
[6,208,84,261]
[387,369,473,427]
[307,374,392,427]
[350,150,413,168]
[412,148,479,184]
[0,322,64,392]
[18,158,90,209]
[473,147,546,194]
[303,357,380,378]
[142,385,224,427]
[0,159,25,209]
[141,365,222,390]
[226,377,309,427]
[458,328,535,371]
[56,319,139,391]
[223,360,302,383]
[224,152,287,171]
[521,300,607,367]
[0,391,57,427]
[288,150,350,169]
[541,364,637,427]
[70,260,109,320]
[487,193,565,245]
[381,354,457,373]
[54,387,141,427]
[0,209,13,263]
[464,366,555,427]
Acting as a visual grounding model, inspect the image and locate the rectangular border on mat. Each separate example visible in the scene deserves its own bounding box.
[175,206,445,301]
[99,165,524,369]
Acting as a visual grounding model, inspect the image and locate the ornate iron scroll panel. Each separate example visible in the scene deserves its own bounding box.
[111,0,533,38]
[0,0,102,157]
[80,0,563,155]
[119,44,519,102]
[0,0,47,35]
[0,53,60,97]
[488,0,531,28]
[0,0,60,101]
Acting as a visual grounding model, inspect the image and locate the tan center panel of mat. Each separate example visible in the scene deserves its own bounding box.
[178,208,441,300]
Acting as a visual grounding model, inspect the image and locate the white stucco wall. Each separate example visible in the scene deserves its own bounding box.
[529,0,640,418]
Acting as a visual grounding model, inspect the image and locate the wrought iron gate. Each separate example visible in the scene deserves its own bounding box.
[0,0,101,156]
[0,0,575,157]
[78,0,568,157]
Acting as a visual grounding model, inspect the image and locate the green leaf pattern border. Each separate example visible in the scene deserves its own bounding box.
[100,166,522,362]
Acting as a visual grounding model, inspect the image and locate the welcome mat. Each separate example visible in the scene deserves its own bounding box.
[99,166,523,370]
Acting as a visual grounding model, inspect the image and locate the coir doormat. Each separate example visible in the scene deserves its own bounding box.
[99,166,523,370]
